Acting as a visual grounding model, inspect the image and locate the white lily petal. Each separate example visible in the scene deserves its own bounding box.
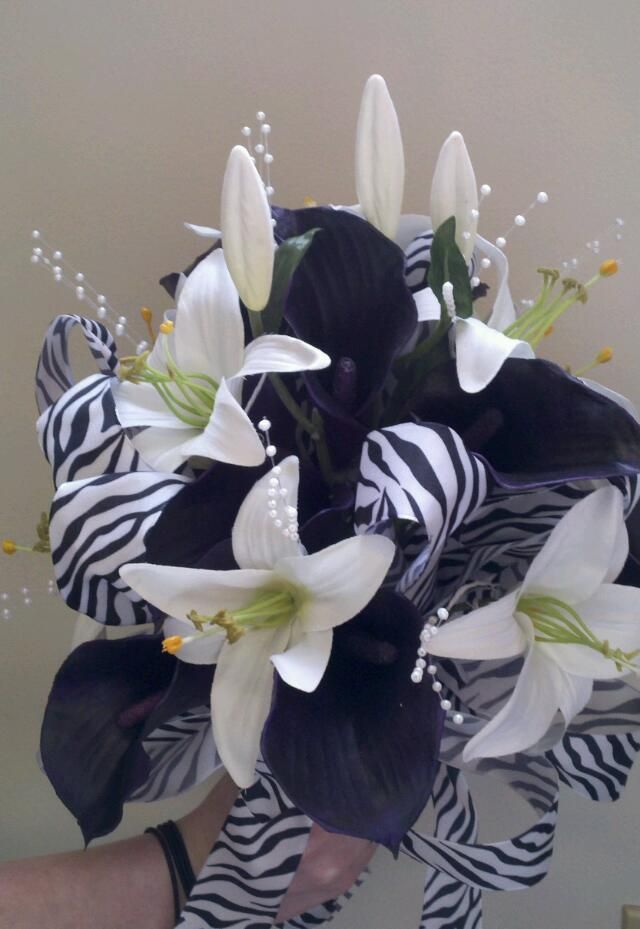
[173,250,245,380]
[523,486,626,604]
[232,456,302,569]
[430,131,478,264]
[276,534,395,632]
[428,590,527,661]
[145,327,176,374]
[132,425,201,472]
[235,334,331,380]
[211,625,290,787]
[163,616,225,665]
[179,379,266,467]
[545,584,640,680]
[120,562,273,621]
[475,235,516,330]
[355,74,405,241]
[184,222,222,238]
[413,286,441,322]
[454,317,534,394]
[271,628,332,693]
[463,646,566,761]
[221,145,274,312]
[112,381,189,429]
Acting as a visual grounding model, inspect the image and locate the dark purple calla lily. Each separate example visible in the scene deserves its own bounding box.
[414,358,640,488]
[261,590,444,854]
[40,634,213,843]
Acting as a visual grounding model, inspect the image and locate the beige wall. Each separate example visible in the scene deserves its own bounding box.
[1,1,639,926]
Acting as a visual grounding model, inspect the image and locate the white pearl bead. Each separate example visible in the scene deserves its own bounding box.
[495,236,506,249]
[411,669,423,684]
[536,191,549,204]
[290,531,299,541]
[278,487,287,497]
[429,626,439,636]
[470,208,479,219]
[2,609,11,620]
[480,257,491,269]
[282,528,291,538]
[23,597,32,606]
[432,681,443,693]
[268,488,277,497]
[417,647,426,658]
[514,214,526,227]
[30,254,40,264]
[75,272,84,282]
[269,477,279,487]
[416,658,426,669]
[264,153,274,164]
[268,500,277,509]
[265,185,275,196]
[462,231,471,240]
[53,250,62,260]
[258,418,271,431]
[480,184,491,196]
[427,616,438,627]
[115,323,125,336]
[441,699,452,711]
[0,593,9,601]
[97,294,106,305]
[453,713,464,725]
[32,229,41,239]
[52,265,62,276]
[20,588,30,596]
[436,607,449,621]
[268,510,277,519]
[241,126,251,137]
[286,506,297,519]
[75,286,85,300]
[274,519,283,528]
[33,247,43,257]
[470,276,480,288]
[272,465,281,475]
[265,444,276,457]
[261,123,271,135]
[426,664,437,675]
[254,143,265,155]
[256,111,266,121]
[136,340,149,354]
[97,306,107,319]
[616,217,625,227]
[117,315,127,325]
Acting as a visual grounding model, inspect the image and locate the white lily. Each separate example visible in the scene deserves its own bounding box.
[113,250,330,471]
[414,277,533,393]
[221,144,274,312]
[428,486,640,761]
[430,131,478,264]
[121,457,395,787]
[355,74,405,241]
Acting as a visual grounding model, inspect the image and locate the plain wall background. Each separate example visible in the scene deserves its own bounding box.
[1,2,639,926]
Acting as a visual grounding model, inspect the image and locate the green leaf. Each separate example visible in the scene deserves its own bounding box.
[427,216,473,319]
[261,229,321,333]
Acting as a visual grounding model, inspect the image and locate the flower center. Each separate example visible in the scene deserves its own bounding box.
[118,333,219,429]
[162,587,301,653]
[518,593,640,673]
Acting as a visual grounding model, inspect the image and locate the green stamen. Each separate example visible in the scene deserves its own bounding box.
[519,594,640,673]
[187,587,301,645]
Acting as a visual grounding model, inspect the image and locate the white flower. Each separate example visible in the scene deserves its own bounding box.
[113,250,330,471]
[355,74,405,241]
[430,131,478,264]
[221,144,275,312]
[414,276,533,393]
[429,486,640,761]
[120,457,396,787]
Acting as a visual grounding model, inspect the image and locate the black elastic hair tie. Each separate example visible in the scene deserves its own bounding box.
[145,820,197,922]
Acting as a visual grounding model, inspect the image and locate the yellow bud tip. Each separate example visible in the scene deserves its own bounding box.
[159,320,174,335]
[140,306,153,323]
[303,196,317,208]
[599,259,619,277]
[2,540,17,555]
[162,635,183,655]
[544,325,554,337]
[597,346,614,364]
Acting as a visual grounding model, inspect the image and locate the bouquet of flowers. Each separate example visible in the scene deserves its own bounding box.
[14,74,640,927]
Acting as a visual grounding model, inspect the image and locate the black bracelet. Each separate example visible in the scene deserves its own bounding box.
[145,820,196,922]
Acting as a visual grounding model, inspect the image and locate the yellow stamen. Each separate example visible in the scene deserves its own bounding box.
[140,305,155,344]
[544,325,554,337]
[303,196,318,208]
[599,259,619,277]
[596,346,614,364]
[2,539,17,555]
[159,320,174,335]
[162,635,184,654]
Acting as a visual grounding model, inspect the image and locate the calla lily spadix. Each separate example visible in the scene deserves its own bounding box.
[221,144,275,312]
[113,250,330,472]
[120,457,396,787]
[415,278,533,393]
[430,131,478,264]
[355,74,405,241]
[428,486,640,761]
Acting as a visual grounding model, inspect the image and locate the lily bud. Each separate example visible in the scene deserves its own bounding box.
[355,74,405,241]
[221,145,274,312]
[430,131,478,263]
